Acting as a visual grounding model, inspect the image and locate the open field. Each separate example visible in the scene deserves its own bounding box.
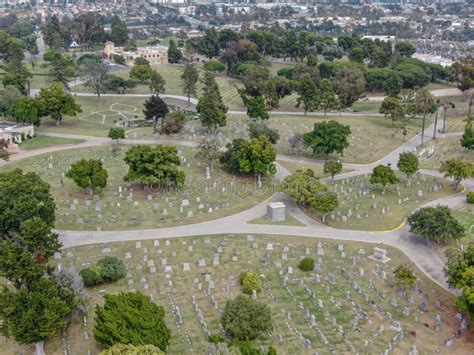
[1,146,273,231]
[2,234,470,354]
[310,172,453,231]
[419,136,474,170]
[20,136,84,150]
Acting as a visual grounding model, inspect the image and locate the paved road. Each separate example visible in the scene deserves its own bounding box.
[1,120,471,292]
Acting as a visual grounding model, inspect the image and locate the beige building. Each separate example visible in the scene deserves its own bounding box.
[104,41,168,66]
[0,121,34,146]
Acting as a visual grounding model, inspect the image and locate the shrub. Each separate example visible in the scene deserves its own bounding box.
[208,334,226,344]
[204,59,225,72]
[221,295,272,340]
[100,343,164,355]
[94,292,170,351]
[467,192,474,204]
[298,257,315,272]
[249,123,280,144]
[80,268,102,287]
[161,112,185,134]
[94,256,126,283]
[239,270,263,294]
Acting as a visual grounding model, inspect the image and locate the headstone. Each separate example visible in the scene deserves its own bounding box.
[266,202,286,222]
[370,247,390,263]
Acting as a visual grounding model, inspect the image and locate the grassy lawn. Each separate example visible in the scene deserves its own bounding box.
[2,146,273,231]
[419,136,474,170]
[1,234,466,354]
[453,206,474,239]
[304,172,453,231]
[20,136,84,150]
[277,159,352,178]
[248,213,306,227]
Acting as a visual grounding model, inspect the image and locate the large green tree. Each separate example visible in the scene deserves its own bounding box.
[333,68,366,109]
[149,70,166,94]
[439,159,474,191]
[123,145,185,188]
[303,120,351,158]
[9,97,42,126]
[369,165,399,193]
[81,59,110,101]
[461,115,474,150]
[295,74,320,115]
[143,95,169,129]
[167,39,182,64]
[181,62,199,105]
[37,83,82,126]
[407,206,465,243]
[221,295,272,341]
[66,159,108,194]
[110,15,128,46]
[42,15,64,50]
[397,152,419,185]
[94,292,170,351]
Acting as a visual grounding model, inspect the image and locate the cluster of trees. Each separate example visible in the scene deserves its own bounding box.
[0,170,81,354]
[80,256,126,287]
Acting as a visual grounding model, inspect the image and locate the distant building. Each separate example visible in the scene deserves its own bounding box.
[0,121,34,146]
[103,41,168,66]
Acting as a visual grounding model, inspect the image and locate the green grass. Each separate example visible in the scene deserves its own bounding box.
[453,206,474,237]
[419,136,474,170]
[310,172,453,231]
[1,146,273,231]
[1,234,462,354]
[20,136,84,150]
[248,213,306,227]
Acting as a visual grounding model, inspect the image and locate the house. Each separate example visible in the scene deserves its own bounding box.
[0,121,34,146]
[103,41,168,66]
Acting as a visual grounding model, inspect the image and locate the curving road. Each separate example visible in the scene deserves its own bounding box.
[1,117,471,293]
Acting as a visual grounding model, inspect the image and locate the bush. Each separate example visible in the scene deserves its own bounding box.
[43,50,59,62]
[208,334,226,344]
[249,123,280,144]
[94,292,170,350]
[81,256,126,287]
[467,192,474,204]
[221,295,272,340]
[161,112,185,134]
[239,270,263,294]
[94,256,126,282]
[204,59,225,72]
[79,268,102,287]
[100,343,164,355]
[298,257,315,272]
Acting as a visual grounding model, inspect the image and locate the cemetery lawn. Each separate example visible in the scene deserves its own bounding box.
[453,206,474,236]
[248,213,306,227]
[419,136,474,170]
[2,234,470,354]
[1,146,273,231]
[20,136,84,150]
[307,173,453,231]
[277,160,352,178]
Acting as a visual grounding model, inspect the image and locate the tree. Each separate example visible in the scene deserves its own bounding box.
[248,123,280,144]
[195,135,221,172]
[461,115,474,150]
[123,145,185,188]
[279,169,337,223]
[415,89,437,146]
[395,41,416,57]
[167,39,182,64]
[295,74,320,115]
[143,95,169,129]
[81,59,110,100]
[48,53,74,88]
[303,120,351,159]
[66,159,108,194]
[104,75,136,94]
[130,64,153,83]
[221,295,272,340]
[323,160,342,179]
[439,159,474,191]
[196,90,227,132]
[0,278,76,355]
[181,62,199,105]
[37,83,82,126]
[370,165,399,193]
[9,97,42,126]
[239,271,263,295]
[0,169,56,236]
[110,15,128,46]
[380,96,404,126]
[160,112,185,134]
[101,344,164,355]
[198,28,220,59]
[92,256,126,283]
[203,59,225,72]
[42,15,64,50]
[397,152,419,185]
[220,136,276,185]
[319,79,338,115]
[94,292,170,351]
[334,68,366,109]
[394,265,416,291]
[444,243,474,319]
[149,70,166,94]
[407,206,465,243]
[245,95,269,121]
[452,56,473,92]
